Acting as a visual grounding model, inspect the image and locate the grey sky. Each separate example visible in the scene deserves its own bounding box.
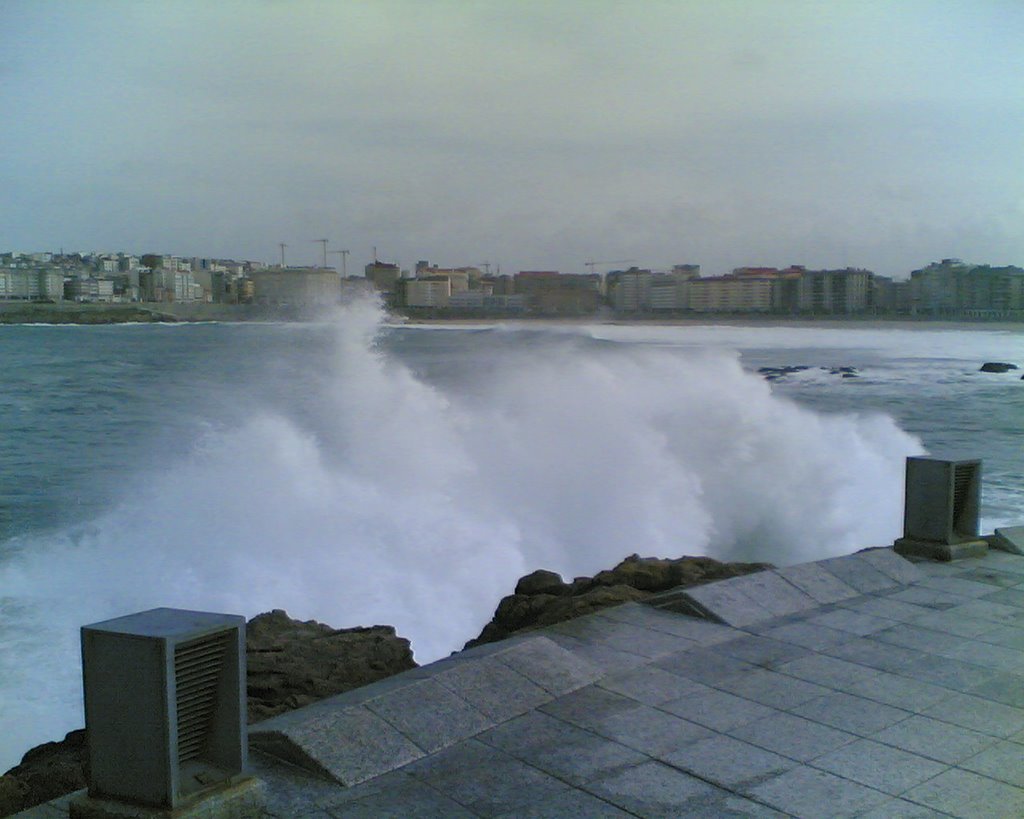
[2,1,1022,277]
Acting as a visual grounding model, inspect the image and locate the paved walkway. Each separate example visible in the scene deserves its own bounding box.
[24,547,1024,818]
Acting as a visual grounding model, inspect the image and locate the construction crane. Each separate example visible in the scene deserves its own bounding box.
[477,261,491,276]
[278,242,288,267]
[311,239,328,268]
[584,259,636,275]
[329,249,350,278]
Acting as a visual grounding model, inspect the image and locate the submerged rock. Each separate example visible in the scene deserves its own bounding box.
[465,553,773,649]
[980,362,1019,373]
[758,365,859,381]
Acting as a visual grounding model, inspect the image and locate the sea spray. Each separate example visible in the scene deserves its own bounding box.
[0,300,925,769]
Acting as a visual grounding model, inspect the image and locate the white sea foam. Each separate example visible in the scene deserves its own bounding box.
[0,299,927,769]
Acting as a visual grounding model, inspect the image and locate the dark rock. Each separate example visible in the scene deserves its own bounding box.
[465,553,773,649]
[0,729,88,817]
[514,569,567,596]
[245,609,417,723]
[980,362,1018,373]
[760,364,860,381]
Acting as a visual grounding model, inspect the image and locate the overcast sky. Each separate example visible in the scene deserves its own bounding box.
[2,1,1022,277]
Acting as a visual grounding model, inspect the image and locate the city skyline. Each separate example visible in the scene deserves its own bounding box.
[2,2,1022,279]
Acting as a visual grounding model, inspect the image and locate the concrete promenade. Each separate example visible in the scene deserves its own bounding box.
[23,547,1024,818]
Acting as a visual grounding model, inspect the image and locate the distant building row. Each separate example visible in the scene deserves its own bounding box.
[3,251,1023,319]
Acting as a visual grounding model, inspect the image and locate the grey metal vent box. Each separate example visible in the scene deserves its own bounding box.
[81,607,247,809]
[903,457,981,544]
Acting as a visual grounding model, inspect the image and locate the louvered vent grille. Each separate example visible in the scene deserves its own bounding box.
[175,632,229,765]
[953,465,974,518]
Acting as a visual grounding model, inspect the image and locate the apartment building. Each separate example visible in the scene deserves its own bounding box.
[796,268,873,314]
[0,267,65,301]
[687,275,775,312]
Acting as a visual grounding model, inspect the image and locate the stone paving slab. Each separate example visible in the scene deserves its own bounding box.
[746,764,892,817]
[654,646,759,686]
[855,547,926,585]
[751,619,854,651]
[599,601,741,644]
[959,738,1024,787]
[806,607,897,636]
[478,710,646,783]
[713,633,812,668]
[817,553,902,593]
[433,653,551,723]
[661,684,778,732]
[677,576,775,627]
[363,678,491,754]
[660,733,797,791]
[493,788,634,818]
[871,715,999,764]
[403,739,571,817]
[547,614,694,658]
[902,767,1024,817]
[537,684,642,732]
[250,703,425,786]
[839,669,953,712]
[837,594,934,622]
[596,663,706,705]
[774,561,860,603]
[918,692,1024,737]
[722,570,819,617]
[808,737,948,795]
[774,653,881,689]
[489,634,603,695]
[790,690,912,736]
[715,667,833,710]
[917,574,1008,598]
[580,759,735,817]
[727,711,860,762]
[594,703,714,757]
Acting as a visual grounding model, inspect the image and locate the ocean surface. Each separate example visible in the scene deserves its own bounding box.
[1,301,1022,768]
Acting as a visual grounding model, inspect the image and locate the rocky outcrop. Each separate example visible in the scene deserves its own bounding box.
[979,362,1019,373]
[246,609,417,722]
[465,554,774,649]
[0,610,417,816]
[0,730,87,818]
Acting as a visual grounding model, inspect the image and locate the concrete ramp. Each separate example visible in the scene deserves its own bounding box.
[249,635,601,786]
[993,526,1024,555]
[662,548,923,628]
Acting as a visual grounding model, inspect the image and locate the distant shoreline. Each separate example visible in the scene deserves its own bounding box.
[399,314,1024,332]
[2,301,1022,331]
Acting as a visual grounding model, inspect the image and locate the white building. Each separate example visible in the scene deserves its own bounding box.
[249,267,341,307]
[65,277,115,302]
[0,268,65,301]
[688,276,775,312]
[404,276,451,308]
[614,269,652,312]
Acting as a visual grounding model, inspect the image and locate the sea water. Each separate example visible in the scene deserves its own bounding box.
[1,301,1022,768]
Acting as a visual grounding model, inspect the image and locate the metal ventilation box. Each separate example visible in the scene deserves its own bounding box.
[81,608,247,809]
[903,456,981,544]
